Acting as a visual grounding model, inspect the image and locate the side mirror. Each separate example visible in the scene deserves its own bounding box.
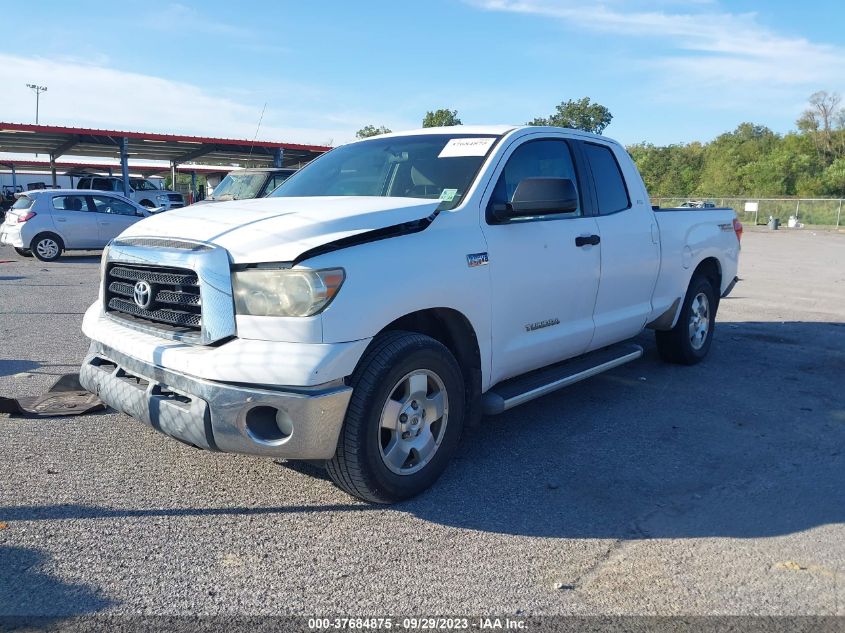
[510,177,578,216]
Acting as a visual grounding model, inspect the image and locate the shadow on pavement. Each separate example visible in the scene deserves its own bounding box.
[0,360,40,378]
[0,546,114,616]
[1,321,843,542]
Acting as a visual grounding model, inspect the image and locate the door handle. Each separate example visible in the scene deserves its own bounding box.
[575,234,600,247]
[56,218,67,222]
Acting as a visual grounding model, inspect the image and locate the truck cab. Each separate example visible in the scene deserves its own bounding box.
[202,168,297,203]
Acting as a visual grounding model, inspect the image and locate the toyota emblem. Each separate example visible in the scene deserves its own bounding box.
[133,280,153,309]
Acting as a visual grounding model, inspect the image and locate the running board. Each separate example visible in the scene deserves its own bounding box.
[481,343,644,415]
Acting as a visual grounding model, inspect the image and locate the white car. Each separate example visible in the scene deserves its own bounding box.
[76,176,184,210]
[1,189,153,261]
[79,125,741,503]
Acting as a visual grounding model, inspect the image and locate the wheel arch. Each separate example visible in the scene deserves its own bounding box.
[693,256,722,296]
[652,257,723,331]
[31,230,65,250]
[365,307,484,427]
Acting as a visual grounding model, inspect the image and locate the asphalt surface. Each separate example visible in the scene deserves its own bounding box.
[1,228,844,617]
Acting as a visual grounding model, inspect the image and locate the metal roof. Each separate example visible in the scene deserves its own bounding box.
[0,122,330,168]
[0,158,236,177]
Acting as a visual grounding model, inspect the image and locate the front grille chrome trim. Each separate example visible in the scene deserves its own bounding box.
[102,238,235,345]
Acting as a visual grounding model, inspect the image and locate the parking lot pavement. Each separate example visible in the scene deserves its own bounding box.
[1,229,844,617]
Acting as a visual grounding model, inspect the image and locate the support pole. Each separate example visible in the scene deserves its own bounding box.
[837,199,842,228]
[120,137,131,197]
[11,164,16,189]
[50,156,57,188]
[171,162,177,192]
[191,171,197,204]
[795,199,800,220]
[273,147,284,168]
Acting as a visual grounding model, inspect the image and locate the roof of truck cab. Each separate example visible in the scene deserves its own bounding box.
[352,125,621,145]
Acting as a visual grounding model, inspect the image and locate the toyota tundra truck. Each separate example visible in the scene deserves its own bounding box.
[79,125,741,503]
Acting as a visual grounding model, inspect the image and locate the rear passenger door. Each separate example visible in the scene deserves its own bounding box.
[581,141,660,350]
[90,195,144,243]
[49,194,99,248]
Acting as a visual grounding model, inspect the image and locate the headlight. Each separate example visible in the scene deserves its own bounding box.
[156,194,168,202]
[232,268,345,317]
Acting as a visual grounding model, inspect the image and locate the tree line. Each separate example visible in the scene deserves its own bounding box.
[356,92,845,198]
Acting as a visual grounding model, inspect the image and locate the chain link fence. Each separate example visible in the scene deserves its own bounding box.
[652,197,844,227]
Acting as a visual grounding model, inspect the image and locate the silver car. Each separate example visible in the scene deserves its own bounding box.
[0,189,154,261]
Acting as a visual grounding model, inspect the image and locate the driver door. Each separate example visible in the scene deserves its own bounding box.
[481,136,601,384]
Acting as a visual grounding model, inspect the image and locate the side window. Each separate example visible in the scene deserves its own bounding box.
[91,178,112,191]
[584,142,630,215]
[52,195,91,212]
[77,178,90,189]
[488,139,580,220]
[91,196,138,216]
[262,173,292,196]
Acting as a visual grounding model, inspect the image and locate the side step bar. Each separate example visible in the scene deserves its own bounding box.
[481,342,643,415]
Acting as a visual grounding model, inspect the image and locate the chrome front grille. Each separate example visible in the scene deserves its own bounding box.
[105,264,202,333]
[103,239,236,345]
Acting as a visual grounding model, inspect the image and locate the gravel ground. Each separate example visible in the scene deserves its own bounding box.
[0,228,844,617]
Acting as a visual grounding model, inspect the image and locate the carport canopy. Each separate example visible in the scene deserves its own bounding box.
[0,122,330,196]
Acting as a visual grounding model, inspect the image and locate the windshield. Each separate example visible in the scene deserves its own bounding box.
[270,134,500,210]
[211,172,268,201]
[130,178,160,191]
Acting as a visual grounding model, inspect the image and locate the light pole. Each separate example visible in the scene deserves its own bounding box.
[26,84,47,124]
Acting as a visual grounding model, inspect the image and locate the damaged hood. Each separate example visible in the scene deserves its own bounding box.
[117,196,441,264]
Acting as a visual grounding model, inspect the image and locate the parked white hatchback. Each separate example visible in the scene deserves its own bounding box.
[0,189,154,261]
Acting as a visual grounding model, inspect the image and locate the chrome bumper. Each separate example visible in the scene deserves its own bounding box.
[79,342,352,460]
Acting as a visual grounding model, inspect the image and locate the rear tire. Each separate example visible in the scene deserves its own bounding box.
[656,274,717,365]
[31,233,63,262]
[326,331,465,504]
[14,248,33,257]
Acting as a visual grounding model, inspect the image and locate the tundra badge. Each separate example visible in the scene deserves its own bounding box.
[467,252,489,267]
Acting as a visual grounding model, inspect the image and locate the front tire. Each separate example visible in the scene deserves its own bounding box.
[655,274,717,365]
[14,248,33,257]
[140,200,155,208]
[31,233,63,262]
[326,331,465,504]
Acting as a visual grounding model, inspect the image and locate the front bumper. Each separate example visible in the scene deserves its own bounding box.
[79,341,352,460]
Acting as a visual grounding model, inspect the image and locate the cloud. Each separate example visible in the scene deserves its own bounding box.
[468,0,845,100]
[0,54,399,147]
[143,3,251,37]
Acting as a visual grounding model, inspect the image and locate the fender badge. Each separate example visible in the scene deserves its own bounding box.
[467,252,489,267]
[525,318,560,332]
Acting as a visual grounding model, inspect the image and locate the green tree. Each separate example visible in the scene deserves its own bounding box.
[529,97,613,135]
[355,125,392,139]
[422,109,462,127]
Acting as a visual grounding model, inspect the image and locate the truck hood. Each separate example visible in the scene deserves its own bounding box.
[118,196,441,264]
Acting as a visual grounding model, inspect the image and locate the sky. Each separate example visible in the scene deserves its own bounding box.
[3,0,845,148]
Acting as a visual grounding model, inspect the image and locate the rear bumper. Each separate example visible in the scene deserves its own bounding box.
[0,224,24,248]
[79,341,352,460]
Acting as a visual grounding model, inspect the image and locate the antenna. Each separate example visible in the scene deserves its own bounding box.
[246,102,267,167]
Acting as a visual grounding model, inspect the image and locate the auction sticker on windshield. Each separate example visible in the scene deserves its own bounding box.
[438,137,496,158]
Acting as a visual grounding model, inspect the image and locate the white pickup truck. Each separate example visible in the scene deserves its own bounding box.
[79,125,741,503]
